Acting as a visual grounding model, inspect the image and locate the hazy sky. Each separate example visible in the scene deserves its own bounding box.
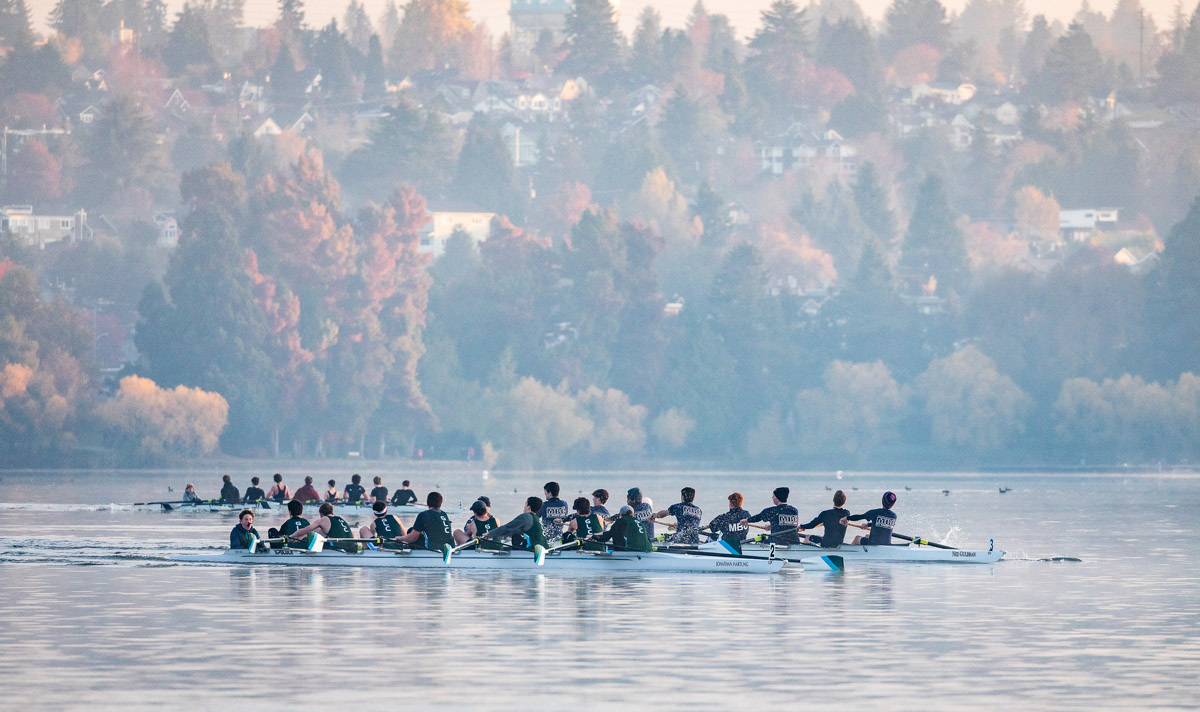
[25,0,1184,46]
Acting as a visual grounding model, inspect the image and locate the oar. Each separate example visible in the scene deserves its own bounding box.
[443,538,480,564]
[652,519,678,529]
[844,521,956,549]
[536,539,581,565]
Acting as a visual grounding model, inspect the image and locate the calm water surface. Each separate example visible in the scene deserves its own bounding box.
[1,468,1198,710]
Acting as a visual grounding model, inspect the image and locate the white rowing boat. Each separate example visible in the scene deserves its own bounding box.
[685,540,1005,564]
[139,500,462,516]
[170,547,786,574]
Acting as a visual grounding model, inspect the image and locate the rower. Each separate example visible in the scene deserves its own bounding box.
[293,476,321,503]
[842,491,898,546]
[743,487,800,544]
[798,490,850,548]
[220,474,240,504]
[539,481,569,542]
[626,488,656,540]
[289,502,357,551]
[360,501,406,548]
[589,506,652,553]
[182,483,201,504]
[369,476,388,503]
[453,499,499,546]
[705,492,751,543]
[397,492,454,552]
[266,473,290,503]
[390,480,417,506]
[563,497,604,550]
[243,476,266,504]
[484,496,547,551]
[343,474,366,504]
[324,479,339,502]
[654,487,703,545]
[229,509,261,549]
[268,499,309,547]
[591,489,611,523]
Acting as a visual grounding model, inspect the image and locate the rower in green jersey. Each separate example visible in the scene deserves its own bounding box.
[485,496,547,551]
[397,491,455,552]
[589,505,653,552]
[288,502,357,551]
[359,501,407,548]
[267,499,310,548]
[562,497,605,551]
[453,499,499,548]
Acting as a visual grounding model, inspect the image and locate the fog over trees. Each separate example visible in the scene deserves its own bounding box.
[3,0,1200,468]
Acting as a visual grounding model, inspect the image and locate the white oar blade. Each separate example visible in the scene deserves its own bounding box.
[247,534,258,552]
[534,544,546,566]
[443,543,452,564]
[308,533,326,553]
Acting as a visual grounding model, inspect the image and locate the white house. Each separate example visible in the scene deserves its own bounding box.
[756,126,857,180]
[910,82,977,106]
[950,114,974,151]
[420,206,496,258]
[1,206,90,248]
[1059,208,1119,241]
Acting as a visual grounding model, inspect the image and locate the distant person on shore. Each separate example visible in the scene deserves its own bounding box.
[843,492,898,546]
[344,474,366,504]
[799,490,851,548]
[369,476,388,503]
[293,476,321,503]
[182,483,202,504]
[324,479,339,502]
[390,480,417,506]
[243,477,266,504]
[220,475,240,504]
[266,474,290,503]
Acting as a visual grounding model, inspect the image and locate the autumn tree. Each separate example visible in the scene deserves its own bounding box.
[794,360,908,457]
[5,139,63,206]
[389,0,473,75]
[97,375,229,456]
[916,346,1030,453]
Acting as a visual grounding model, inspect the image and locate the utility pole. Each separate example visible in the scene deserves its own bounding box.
[1140,8,1145,84]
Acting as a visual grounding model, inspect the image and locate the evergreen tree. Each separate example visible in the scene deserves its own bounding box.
[163,3,216,75]
[269,42,300,95]
[658,86,702,177]
[452,118,527,221]
[746,0,808,108]
[364,33,385,98]
[692,181,732,250]
[560,0,623,79]
[1018,14,1054,83]
[0,0,34,50]
[627,6,665,87]
[276,0,304,36]
[817,17,881,96]
[0,41,70,93]
[81,93,171,205]
[881,0,951,59]
[853,162,896,243]
[378,0,400,52]
[342,0,373,54]
[49,0,106,60]
[142,0,167,46]
[1149,195,1200,379]
[312,19,355,101]
[1028,22,1109,103]
[899,174,968,294]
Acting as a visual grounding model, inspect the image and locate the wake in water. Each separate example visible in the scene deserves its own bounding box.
[0,535,219,566]
[0,502,136,512]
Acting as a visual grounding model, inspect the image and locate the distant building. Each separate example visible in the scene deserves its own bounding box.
[910,82,977,106]
[755,126,858,180]
[420,205,496,258]
[1059,208,1119,241]
[0,206,90,248]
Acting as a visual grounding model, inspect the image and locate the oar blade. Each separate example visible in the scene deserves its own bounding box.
[533,544,547,566]
[443,543,453,564]
[801,555,845,572]
[160,502,174,512]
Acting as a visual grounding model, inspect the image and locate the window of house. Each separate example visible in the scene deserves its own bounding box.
[61,220,72,228]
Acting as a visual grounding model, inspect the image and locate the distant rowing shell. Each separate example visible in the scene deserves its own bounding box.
[691,541,1005,564]
[170,547,787,574]
[140,501,464,516]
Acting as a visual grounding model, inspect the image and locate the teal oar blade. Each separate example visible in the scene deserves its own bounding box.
[801,555,845,572]
[443,543,452,564]
[533,544,547,566]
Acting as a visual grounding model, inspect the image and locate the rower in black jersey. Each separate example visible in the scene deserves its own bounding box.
[390,480,418,506]
[589,506,652,552]
[591,489,612,523]
[360,501,406,547]
[242,476,266,504]
[220,474,240,504]
[706,492,751,543]
[486,497,547,551]
[398,491,454,552]
[268,499,309,547]
[343,474,366,504]
[655,487,703,545]
[844,491,898,545]
[266,473,290,503]
[626,488,656,539]
[453,499,500,548]
[743,487,800,544]
[799,490,851,548]
[369,476,388,503]
[288,502,356,551]
[538,481,569,541]
[563,497,605,550]
[324,479,339,502]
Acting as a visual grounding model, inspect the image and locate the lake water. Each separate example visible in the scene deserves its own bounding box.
[1,467,1198,710]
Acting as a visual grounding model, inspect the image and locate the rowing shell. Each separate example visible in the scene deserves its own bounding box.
[687,541,1005,564]
[143,501,463,516]
[170,547,786,574]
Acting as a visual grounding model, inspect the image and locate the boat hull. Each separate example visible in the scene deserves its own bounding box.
[150,501,461,517]
[170,547,785,574]
[686,542,1004,564]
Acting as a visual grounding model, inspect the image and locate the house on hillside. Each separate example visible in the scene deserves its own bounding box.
[910,82,977,106]
[420,204,496,258]
[756,125,858,180]
[1,206,90,248]
[1059,208,1119,241]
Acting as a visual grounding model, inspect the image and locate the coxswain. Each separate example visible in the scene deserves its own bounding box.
[268,500,309,547]
[397,492,455,552]
[324,479,339,502]
[344,474,366,504]
[706,492,751,543]
[453,499,499,546]
[289,502,357,551]
[799,490,851,548]
[243,476,266,504]
[369,476,388,503]
[626,488,656,540]
[589,506,652,553]
[563,497,605,550]
[293,476,321,503]
[539,481,569,542]
[220,474,240,504]
[229,509,261,549]
[266,474,290,502]
[654,487,703,545]
[843,491,898,546]
[390,480,417,506]
[359,501,406,547]
[484,496,547,551]
[591,489,611,523]
[182,483,202,504]
[743,487,800,544]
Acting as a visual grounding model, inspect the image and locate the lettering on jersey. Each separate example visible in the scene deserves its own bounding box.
[635,508,653,521]
[874,515,896,529]
[728,522,747,532]
[543,506,568,520]
[778,514,799,527]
